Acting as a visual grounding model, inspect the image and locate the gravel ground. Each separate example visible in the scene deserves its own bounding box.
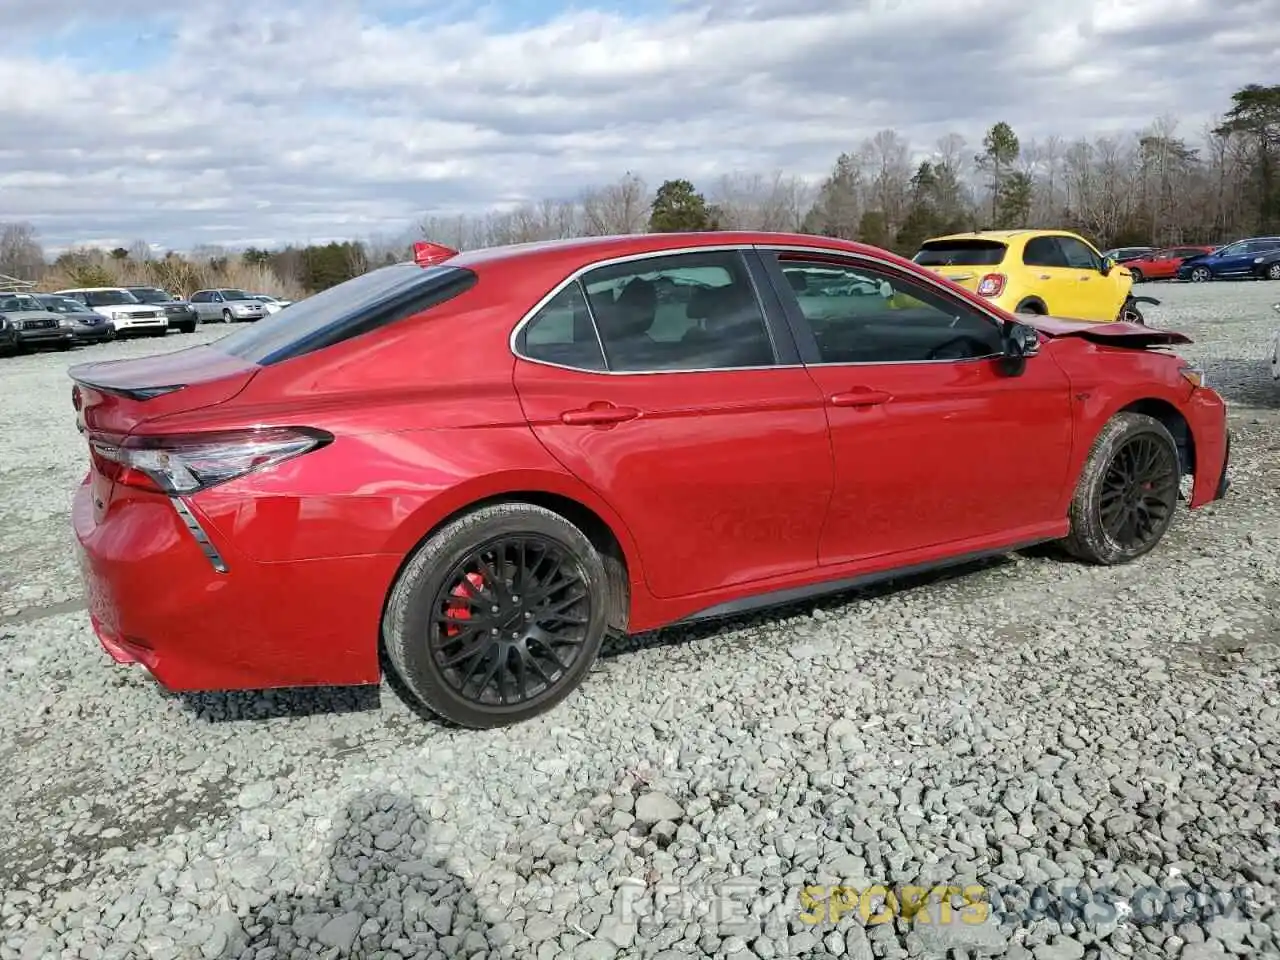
[2,283,1279,960]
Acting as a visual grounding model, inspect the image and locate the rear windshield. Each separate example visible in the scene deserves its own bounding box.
[912,240,1007,267]
[215,262,477,365]
[129,287,172,303]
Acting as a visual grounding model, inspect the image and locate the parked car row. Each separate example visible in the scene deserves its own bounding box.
[1101,237,1280,283]
[0,285,294,356]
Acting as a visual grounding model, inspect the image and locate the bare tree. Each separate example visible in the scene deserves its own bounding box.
[581,172,648,235]
[0,222,45,280]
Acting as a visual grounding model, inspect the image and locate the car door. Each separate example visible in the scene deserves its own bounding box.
[756,248,1074,565]
[511,247,835,600]
[1211,241,1256,277]
[1019,235,1073,312]
[1057,236,1123,321]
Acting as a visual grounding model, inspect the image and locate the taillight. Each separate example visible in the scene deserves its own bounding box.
[89,426,332,494]
[976,274,1006,297]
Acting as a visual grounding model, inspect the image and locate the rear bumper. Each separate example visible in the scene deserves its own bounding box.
[74,482,393,691]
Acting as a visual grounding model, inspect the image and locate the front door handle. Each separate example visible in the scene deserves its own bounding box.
[560,402,640,425]
[829,389,891,408]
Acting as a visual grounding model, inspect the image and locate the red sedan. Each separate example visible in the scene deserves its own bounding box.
[1125,245,1217,283]
[70,232,1231,728]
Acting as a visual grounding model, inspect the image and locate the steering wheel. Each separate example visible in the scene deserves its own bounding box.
[924,335,979,361]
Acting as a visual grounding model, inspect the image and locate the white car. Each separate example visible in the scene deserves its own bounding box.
[1271,303,1280,382]
[251,294,293,314]
[53,287,169,337]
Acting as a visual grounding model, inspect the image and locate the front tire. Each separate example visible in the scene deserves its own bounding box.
[1062,413,1180,565]
[383,503,610,728]
[1266,263,1280,281]
[1189,266,1211,282]
[222,310,233,323]
[1129,268,1144,283]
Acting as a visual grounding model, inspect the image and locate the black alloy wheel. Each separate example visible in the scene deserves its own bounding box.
[429,535,593,707]
[382,501,611,728]
[1097,434,1178,551]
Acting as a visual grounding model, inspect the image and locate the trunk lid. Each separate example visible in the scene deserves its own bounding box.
[911,238,1010,292]
[69,344,260,437]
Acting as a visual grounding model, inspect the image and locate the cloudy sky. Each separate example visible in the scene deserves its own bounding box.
[3,0,1276,251]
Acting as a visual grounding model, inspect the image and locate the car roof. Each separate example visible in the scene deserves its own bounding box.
[442,231,911,275]
[55,286,130,292]
[916,229,1086,245]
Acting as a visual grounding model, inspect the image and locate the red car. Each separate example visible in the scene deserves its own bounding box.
[70,232,1231,728]
[1125,245,1217,283]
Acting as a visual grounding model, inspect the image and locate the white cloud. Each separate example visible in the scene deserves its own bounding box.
[2,0,1276,249]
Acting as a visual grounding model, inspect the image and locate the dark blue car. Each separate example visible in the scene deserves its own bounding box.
[1177,237,1280,281]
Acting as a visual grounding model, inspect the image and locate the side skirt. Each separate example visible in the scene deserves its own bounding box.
[673,538,1054,625]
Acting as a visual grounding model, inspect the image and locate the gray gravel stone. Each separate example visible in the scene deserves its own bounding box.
[1,289,1279,960]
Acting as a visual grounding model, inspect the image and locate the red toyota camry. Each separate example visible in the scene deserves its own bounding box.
[70,232,1231,728]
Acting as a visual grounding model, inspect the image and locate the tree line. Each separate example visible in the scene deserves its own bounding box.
[2,83,1276,296]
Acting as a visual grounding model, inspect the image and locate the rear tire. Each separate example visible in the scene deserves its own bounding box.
[1062,413,1180,565]
[383,502,610,728]
[1129,268,1144,283]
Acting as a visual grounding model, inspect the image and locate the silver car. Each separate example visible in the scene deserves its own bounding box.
[189,288,269,323]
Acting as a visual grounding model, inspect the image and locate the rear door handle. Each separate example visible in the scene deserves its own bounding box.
[829,389,891,408]
[560,403,640,425]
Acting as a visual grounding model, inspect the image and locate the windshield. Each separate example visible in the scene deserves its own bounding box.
[216,263,476,365]
[0,295,42,312]
[129,287,173,303]
[219,289,251,301]
[912,239,1008,267]
[38,296,91,313]
[83,290,140,306]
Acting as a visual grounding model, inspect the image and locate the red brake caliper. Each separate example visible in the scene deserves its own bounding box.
[444,572,485,637]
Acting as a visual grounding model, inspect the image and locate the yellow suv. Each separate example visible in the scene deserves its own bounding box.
[911,229,1138,323]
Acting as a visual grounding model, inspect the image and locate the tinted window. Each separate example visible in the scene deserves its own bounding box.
[84,290,138,306]
[191,292,210,303]
[129,287,171,302]
[38,296,90,313]
[777,257,1004,364]
[216,263,477,365]
[912,240,1007,267]
[1023,237,1068,267]
[579,250,776,371]
[518,281,606,371]
[1058,237,1101,270]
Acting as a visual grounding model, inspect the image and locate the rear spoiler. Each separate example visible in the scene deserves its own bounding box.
[413,241,458,267]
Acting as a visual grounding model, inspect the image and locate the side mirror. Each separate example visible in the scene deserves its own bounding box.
[1101,256,1115,276]
[999,321,1040,375]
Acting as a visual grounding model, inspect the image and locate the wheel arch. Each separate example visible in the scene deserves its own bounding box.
[1014,296,1048,314]
[379,476,641,639]
[1116,397,1195,476]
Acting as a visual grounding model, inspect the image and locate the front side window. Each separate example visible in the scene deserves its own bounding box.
[773,256,1005,364]
[578,250,776,371]
[1058,237,1102,271]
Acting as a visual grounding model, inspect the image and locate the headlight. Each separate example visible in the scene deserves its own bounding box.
[58,318,74,327]
[1255,257,1266,264]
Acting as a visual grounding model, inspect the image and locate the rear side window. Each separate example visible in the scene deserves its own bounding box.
[216,263,477,365]
[912,240,1007,267]
[1023,237,1068,268]
[518,282,607,371]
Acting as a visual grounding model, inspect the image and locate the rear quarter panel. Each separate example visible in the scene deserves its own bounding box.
[180,276,648,582]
